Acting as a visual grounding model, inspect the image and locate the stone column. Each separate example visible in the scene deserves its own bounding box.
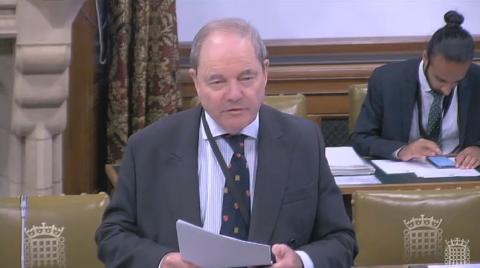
[0,0,85,196]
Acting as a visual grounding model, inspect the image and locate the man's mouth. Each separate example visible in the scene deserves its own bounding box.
[225,108,244,112]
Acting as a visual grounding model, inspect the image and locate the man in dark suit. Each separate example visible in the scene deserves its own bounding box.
[96,18,356,268]
[351,11,480,169]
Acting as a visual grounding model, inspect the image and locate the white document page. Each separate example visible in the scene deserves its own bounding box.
[326,146,376,175]
[335,175,381,185]
[326,146,368,166]
[372,159,480,178]
[176,219,272,268]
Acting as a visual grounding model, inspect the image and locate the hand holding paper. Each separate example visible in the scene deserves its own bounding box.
[270,244,303,268]
[161,252,199,268]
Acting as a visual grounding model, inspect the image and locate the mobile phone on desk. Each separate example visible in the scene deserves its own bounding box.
[426,155,456,168]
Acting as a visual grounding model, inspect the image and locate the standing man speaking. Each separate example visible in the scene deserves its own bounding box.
[96,18,357,268]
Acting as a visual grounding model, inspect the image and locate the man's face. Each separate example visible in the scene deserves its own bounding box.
[423,53,471,96]
[189,31,269,134]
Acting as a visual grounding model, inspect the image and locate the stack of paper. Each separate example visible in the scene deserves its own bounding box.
[334,175,381,185]
[371,159,480,178]
[325,147,376,176]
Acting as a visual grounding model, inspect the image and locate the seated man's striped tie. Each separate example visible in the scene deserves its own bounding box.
[426,90,443,145]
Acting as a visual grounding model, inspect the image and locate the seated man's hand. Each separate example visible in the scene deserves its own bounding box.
[455,146,480,169]
[161,252,198,268]
[268,244,303,268]
[398,138,442,161]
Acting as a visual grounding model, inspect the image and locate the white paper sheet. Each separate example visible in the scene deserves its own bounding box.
[372,159,480,178]
[326,146,368,166]
[326,146,376,175]
[335,175,381,185]
[176,220,272,268]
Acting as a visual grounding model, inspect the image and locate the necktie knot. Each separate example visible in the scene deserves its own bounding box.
[430,90,443,101]
[223,134,246,154]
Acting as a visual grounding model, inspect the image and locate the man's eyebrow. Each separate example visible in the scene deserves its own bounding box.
[206,73,224,80]
[238,69,257,76]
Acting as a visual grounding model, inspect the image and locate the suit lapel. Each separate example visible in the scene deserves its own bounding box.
[457,79,471,147]
[248,106,290,243]
[166,107,202,226]
[400,60,421,141]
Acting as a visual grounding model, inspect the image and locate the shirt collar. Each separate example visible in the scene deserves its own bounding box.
[200,111,259,140]
[418,59,432,94]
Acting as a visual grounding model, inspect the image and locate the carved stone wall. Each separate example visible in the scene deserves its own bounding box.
[0,0,84,196]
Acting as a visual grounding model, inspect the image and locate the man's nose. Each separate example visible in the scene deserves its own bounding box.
[226,81,242,100]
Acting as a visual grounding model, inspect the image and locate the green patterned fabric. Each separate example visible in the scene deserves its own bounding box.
[107,0,182,163]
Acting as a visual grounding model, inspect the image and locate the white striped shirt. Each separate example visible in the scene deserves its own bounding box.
[196,111,314,268]
[198,112,259,234]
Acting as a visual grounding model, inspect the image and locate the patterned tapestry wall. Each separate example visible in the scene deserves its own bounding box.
[107,0,181,164]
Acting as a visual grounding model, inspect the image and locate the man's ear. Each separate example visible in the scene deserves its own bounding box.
[189,68,200,95]
[188,68,197,83]
[422,50,428,63]
[262,59,270,85]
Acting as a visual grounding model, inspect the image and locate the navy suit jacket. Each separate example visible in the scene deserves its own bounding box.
[96,105,357,267]
[351,58,480,159]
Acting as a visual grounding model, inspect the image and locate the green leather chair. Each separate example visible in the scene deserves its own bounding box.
[186,93,308,119]
[0,195,21,267]
[348,84,368,133]
[0,193,109,268]
[263,94,307,119]
[352,188,480,266]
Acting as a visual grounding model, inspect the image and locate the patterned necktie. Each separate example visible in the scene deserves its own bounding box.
[426,90,443,143]
[220,134,250,240]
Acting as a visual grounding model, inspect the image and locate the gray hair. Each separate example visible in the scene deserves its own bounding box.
[190,18,268,70]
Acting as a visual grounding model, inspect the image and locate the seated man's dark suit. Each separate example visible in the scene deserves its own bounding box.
[351,58,480,159]
[96,105,357,267]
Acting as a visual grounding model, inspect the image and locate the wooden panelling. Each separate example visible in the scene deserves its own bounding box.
[179,36,480,121]
[179,64,376,96]
[179,63,375,119]
[180,36,480,60]
[263,37,429,55]
[63,0,99,194]
[179,36,429,59]
[307,94,349,114]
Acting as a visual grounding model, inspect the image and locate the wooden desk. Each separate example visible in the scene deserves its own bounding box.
[338,171,480,217]
[339,171,480,195]
[340,179,480,195]
[107,161,480,197]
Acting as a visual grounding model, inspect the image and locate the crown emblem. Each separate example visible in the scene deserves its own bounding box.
[25,222,64,238]
[444,237,470,264]
[445,237,469,248]
[403,214,442,230]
